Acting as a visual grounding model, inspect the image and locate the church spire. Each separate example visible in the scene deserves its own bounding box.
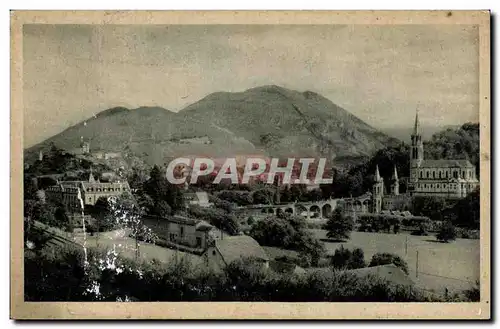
[413,109,420,136]
[89,168,96,183]
[392,165,399,181]
[374,165,382,182]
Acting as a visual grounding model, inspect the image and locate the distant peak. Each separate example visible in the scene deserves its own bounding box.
[246,85,290,93]
[131,106,174,115]
[95,106,129,118]
[302,90,321,99]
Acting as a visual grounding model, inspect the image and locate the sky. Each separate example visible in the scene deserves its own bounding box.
[23,24,479,147]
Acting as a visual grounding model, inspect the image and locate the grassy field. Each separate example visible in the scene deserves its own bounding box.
[73,230,204,267]
[70,226,479,295]
[309,229,480,294]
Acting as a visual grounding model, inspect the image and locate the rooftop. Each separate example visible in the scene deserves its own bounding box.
[215,235,269,265]
[344,264,414,287]
[420,159,475,168]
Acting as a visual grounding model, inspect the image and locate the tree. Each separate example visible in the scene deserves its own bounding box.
[151,200,172,218]
[453,188,480,229]
[24,175,38,200]
[306,188,323,202]
[54,205,72,232]
[217,190,253,206]
[252,188,275,205]
[411,196,448,222]
[32,201,55,226]
[92,197,115,232]
[369,253,409,275]
[297,233,325,267]
[436,221,457,243]
[188,205,240,235]
[324,209,354,241]
[144,165,185,214]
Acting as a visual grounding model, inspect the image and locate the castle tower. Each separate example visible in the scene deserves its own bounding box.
[38,150,43,162]
[390,166,400,196]
[409,110,424,189]
[372,165,384,213]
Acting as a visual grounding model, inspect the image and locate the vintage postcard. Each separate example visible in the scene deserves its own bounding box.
[11,10,490,319]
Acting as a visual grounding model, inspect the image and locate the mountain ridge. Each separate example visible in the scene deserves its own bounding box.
[25,85,400,169]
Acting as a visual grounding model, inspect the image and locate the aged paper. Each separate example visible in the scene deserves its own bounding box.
[11,10,490,319]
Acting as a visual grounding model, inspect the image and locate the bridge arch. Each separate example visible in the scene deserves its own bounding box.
[362,199,371,213]
[322,203,332,218]
[310,205,321,219]
[296,204,308,218]
[354,200,362,212]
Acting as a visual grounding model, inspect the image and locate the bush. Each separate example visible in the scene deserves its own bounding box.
[247,216,255,226]
[436,221,457,243]
[330,246,366,270]
[411,223,429,236]
[463,280,480,302]
[369,253,409,275]
[350,248,366,269]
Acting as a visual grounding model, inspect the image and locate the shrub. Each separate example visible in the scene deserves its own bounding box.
[247,216,255,226]
[463,280,480,302]
[369,253,409,275]
[411,223,429,236]
[330,246,365,270]
[330,246,352,269]
[350,248,366,269]
[436,221,457,243]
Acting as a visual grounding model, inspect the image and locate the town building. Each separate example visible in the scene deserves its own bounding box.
[141,214,221,253]
[184,191,213,208]
[45,171,131,211]
[166,216,216,251]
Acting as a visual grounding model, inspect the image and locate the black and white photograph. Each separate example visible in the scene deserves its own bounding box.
[11,10,490,319]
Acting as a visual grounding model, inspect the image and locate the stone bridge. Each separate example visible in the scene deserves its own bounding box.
[235,194,373,220]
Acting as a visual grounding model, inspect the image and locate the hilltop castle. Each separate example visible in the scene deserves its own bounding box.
[371,110,479,213]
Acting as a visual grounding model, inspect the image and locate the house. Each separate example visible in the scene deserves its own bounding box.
[204,235,269,272]
[185,191,213,208]
[141,214,221,253]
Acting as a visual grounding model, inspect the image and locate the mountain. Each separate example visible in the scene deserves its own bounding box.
[179,85,399,160]
[25,86,399,169]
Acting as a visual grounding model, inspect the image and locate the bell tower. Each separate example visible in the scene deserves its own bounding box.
[372,165,384,213]
[409,110,424,191]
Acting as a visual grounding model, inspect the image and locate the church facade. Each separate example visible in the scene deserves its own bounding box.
[371,111,479,213]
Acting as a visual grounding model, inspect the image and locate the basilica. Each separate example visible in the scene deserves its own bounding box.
[371,111,479,213]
